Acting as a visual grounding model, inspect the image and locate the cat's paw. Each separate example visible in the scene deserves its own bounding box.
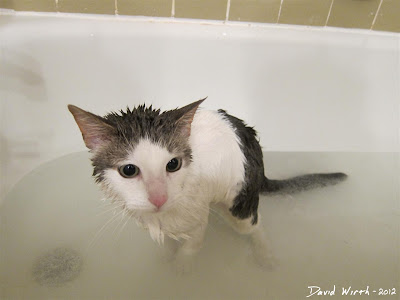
[161,247,178,263]
[254,253,279,271]
[252,248,279,271]
[160,237,179,262]
[250,232,279,271]
[161,251,176,263]
[173,254,194,275]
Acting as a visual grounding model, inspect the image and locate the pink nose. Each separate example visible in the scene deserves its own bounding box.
[149,196,167,208]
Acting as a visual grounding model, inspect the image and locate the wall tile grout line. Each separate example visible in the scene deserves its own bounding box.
[370,0,384,30]
[325,0,334,26]
[225,0,231,22]
[9,0,397,33]
[277,0,284,23]
[171,0,175,17]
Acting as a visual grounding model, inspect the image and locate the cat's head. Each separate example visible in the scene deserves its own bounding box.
[68,99,205,215]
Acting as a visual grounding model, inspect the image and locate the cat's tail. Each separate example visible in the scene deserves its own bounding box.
[261,172,347,195]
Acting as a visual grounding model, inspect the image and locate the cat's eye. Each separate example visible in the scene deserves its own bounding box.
[118,164,140,178]
[166,158,182,173]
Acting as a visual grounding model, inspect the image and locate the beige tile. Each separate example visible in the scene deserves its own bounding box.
[175,0,227,20]
[1,0,56,12]
[58,0,115,14]
[373,0,400,33]
[229,0,281,23]
[118,0,171,17]
[327,0,381,29]
[0,0,13,9]
[279,0,332,26]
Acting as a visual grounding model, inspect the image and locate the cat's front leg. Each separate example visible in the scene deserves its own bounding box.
[173,223,207,275]
[162,236,179,262]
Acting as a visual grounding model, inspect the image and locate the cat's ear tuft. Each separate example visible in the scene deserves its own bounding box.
[175,97,206,137]
[68,105,116,151]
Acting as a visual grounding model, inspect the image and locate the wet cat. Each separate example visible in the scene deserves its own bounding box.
[68,98,346,272]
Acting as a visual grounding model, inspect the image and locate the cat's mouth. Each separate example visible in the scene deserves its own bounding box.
[150,202,171,214]
[111,196,174,216]
[124,202,170,215]
[150,205,162,213]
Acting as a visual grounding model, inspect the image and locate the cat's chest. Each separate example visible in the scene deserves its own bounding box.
[136,205,208,242]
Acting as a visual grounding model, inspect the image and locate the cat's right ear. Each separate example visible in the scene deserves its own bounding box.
[68,105,116,152]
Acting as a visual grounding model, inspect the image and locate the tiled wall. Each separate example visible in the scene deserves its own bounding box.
[1,0,399,33]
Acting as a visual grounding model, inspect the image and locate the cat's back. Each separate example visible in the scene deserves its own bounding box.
[188,109,246,199]
[190,109,243,157]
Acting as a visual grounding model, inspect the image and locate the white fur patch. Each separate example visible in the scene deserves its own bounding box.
[189,110,246,202]
[102,109,246,243]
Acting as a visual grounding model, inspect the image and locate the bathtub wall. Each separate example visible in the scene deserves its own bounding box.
[1,0,400,33]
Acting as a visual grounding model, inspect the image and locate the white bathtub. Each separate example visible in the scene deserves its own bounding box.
[1,11,399,299]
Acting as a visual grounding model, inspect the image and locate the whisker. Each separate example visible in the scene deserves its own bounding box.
[116,210,131,240]
[112,208,128,237]
[95,202,125,217]
[94,201,112,211]
[86,209,126,252]
[93,198,122,212]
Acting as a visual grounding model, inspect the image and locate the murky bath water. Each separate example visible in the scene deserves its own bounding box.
[1,152,398,299]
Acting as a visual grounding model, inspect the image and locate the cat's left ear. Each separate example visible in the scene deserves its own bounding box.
[68,105,117,152]
[175,98,206,137]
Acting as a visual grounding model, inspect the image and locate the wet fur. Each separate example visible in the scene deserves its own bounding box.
[68,99,347,272]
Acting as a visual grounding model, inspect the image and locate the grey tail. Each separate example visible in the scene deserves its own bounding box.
[261,172,347,195]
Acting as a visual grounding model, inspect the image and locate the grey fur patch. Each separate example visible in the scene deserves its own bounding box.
[218,109,348,225]
[218,109,264,225]
[68,99,205,183]
[262,172,348,195]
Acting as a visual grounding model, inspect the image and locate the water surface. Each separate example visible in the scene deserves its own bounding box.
[1,151,398,299]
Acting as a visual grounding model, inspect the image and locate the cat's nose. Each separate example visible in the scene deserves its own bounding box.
[149,196,167,209]
[145,178,168,209]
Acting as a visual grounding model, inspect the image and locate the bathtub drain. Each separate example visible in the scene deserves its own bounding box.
[32,247,83,286]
